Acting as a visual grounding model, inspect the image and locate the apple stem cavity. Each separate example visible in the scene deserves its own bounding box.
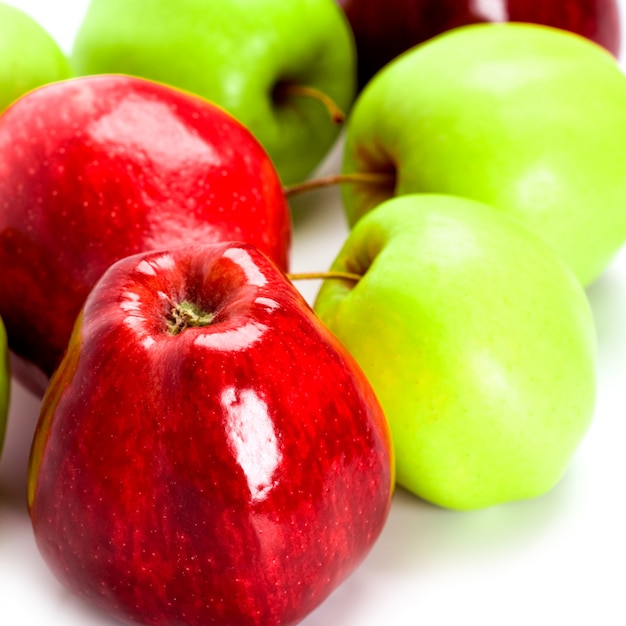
[284,171,396,198]
[287,270,362,283]
[273,81,346,124]
[167,300,214,335]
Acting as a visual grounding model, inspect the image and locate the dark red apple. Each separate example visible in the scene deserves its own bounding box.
[0,74,291,394]
[27,241,394,626]
[338,0,622,89]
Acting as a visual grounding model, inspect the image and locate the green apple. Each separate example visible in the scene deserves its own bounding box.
[71,0,356,185]
[314,194,597,510]
[0,2,71,112]
[341,22,626,286]
[0,317,9,457]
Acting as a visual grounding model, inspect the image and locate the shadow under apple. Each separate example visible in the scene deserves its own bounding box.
[300,471,582,625]
[0,377,43,512]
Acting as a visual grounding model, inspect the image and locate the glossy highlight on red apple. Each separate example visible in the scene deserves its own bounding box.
[27,241,394,626]
[0,75,291,391]
[338,0,622,88]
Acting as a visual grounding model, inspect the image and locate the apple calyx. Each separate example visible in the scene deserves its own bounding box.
[273,81,346,124]
[167,300,214,335]
[284,171,396,198]
[288,270,362,283]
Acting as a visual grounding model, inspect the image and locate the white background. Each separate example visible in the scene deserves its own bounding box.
[1,1,625,625]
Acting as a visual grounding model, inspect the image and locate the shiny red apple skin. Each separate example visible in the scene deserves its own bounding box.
[0,74,291,391]
[28,241,394,626]
[338,0,622,88]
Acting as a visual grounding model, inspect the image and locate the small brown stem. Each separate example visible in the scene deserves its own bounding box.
[274,82,345,124]
[284,171,395,198]
[168,301,214,335]
[287,270,362,283]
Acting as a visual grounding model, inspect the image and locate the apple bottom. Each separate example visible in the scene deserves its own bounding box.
[32,464,389,626]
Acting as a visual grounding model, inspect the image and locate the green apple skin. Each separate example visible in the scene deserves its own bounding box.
[0,318,9,457]
[0,2,72,112]
[314,194,597,510]
[71,0,356,185]
[342,22,626,286]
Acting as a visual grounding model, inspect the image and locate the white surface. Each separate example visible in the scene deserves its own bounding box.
[1,2,625,625]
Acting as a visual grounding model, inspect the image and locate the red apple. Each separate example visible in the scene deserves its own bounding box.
[27,241,394,626]
[338,0,622,88]
[0,75,291,394]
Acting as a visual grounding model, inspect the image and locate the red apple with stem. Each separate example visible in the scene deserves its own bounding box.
[27,241,394,626]
[0,74,291,394]
[338,0,622,89]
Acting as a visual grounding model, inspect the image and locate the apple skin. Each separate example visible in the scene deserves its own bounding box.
[71,0,356,185]
[314,194,597,510]
[341,22,626,286]
[337,0,621,89]
[0,74,291,393]
[0,2,72,112]
[27,241,393,626]
[0,318,9,458]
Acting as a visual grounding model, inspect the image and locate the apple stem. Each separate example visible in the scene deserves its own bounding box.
[287,270,362,283]
[168,300,214,335]
[284,171,395,198]
[274,82,346,124]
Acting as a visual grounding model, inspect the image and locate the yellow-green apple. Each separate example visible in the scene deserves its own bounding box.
[314,194,597,510]
[341,22,626,285]
[71,0,356,185]
[28,241,394,626]
[0,74,291,395]
[337,0,621,89]
[0,2,71,112]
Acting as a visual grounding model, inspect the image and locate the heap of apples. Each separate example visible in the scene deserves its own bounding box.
[0,1,624,625]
